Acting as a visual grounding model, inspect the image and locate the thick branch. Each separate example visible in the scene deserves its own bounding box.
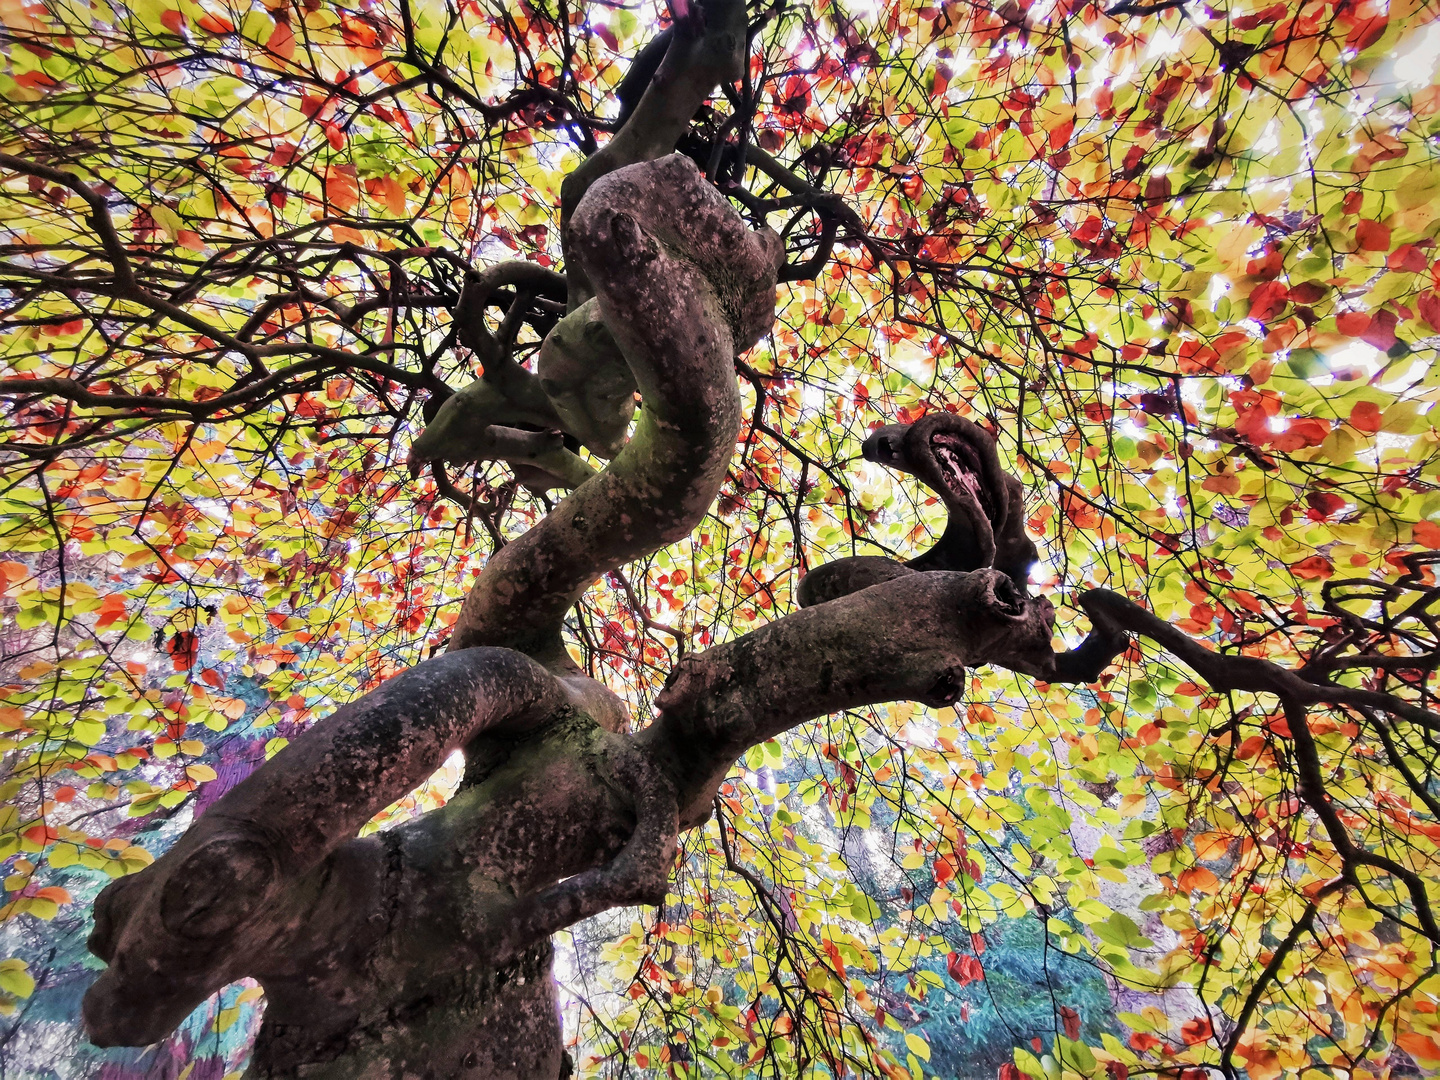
[448,154,780,665]
[641,569,1063,825]
[559,0,747,306]
[82,648,570,1047]
[474,745,678,967]
[797,414,1040,607]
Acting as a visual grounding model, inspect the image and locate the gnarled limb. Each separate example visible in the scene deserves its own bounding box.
[409,261,579,483]
[642,569,1066,826]
[408,389,598,490]
[470,744,678,967]
[452,260,568,371]
[409,420,597,490]
[238,717,665,1078]
[448,153,781,666]
[536,298,636,460]
[82,647,571,1048]
[559,0,748,307]
[798,414,1039,607]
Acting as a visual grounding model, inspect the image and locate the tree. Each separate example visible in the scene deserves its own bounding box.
[2,0,1440,1076]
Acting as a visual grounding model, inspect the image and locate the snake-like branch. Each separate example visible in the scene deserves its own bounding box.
[83,2,778,1059]
[470,744,679,967]
[643,568,1109,826]
[408,261,602,491]
[560,0,748,309]
[447,153,781,666]
[797,413,1039,607]
[410,0,751,491]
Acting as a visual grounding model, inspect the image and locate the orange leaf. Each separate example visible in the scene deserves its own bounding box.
[95,594,127,629]
[1414,520,1440,548]
[325,166,359,213]
[266,20,295,60]
[1289,555,1333,581]
[1396,1031,1440,1063]
[196,11,234,33]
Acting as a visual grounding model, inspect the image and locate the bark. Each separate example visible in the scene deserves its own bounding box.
[796,414,1038,607]
[559,0,748,308]
[84,649,571,1048]
[446,152,780,666]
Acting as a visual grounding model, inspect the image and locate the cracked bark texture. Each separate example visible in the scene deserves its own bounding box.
[82,1,1430,1074]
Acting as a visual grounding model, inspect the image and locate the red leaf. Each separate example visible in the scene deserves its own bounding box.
[1349,400,1382,434]
[166,630,199,670]
[1060,1005,1081,1039]
[592,23,618,51]
[1305,491,1346,518]
[1355,219,1391,251]
[95,594,127,629]
[1270,417,1331,452]
[1288,281,1328,304]
[1361,309,1398,350]
[1180,1017,1213,1045]
[1247,280,1288,323]
[1419,291,1440,332]
[1388,243,1429,273]
[1236,735,1267,760]
[267,20,295,60]
[1336,311,1370,336]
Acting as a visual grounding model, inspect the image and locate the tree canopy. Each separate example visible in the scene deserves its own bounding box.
[2,0,1440,1076]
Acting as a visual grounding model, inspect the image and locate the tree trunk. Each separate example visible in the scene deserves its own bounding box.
[249,941,564,1080]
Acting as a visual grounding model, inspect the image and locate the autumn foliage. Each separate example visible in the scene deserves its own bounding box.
[3,0,1440,1075]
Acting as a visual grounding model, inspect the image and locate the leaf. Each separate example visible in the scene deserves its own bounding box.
[1349,400,1383,434]
[1354,219,1391,251]
[1397,1031,1440,1064]
[1092,913,1154,950]
[0,960,34,999]
[904,1033,930,1062]
[265,19,295,60]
